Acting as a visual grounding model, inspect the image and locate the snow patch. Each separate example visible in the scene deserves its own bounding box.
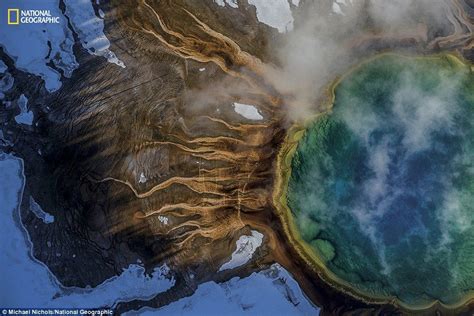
[332,2,345,15]
[29,197,55,224]
[15,111,33,125]
[333,0,355,15]
[214,0,239,8]
[247,0,296,33]
[158,216,169,225]
[14,94,33,126]
[126,263,319,316]
[219,230,263,271]
[233,102,263,121]
[138,172,147,184]
[64,0,125,68]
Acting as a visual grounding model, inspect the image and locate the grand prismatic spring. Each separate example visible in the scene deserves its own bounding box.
[283,54,474,309]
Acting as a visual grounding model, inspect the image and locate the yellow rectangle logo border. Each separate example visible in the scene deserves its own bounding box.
[8,9,20,25]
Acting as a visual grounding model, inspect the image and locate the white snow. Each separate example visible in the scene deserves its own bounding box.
[14,94,33,125]
[63,0,125,68]
[219,230,263,271]
[126,263,320,316]
[15,111,33,125]
[214,0,298,32]
[233,102,264,121]
[332,2,345,15]
[214,0,239,9]
[0,0,78,92]
[0,153,174,308]
[158,215,169,225]
[332,0,355,15]
[139,172,147,183]
[199,68,206,72]
[247,0,296,33]
[29,197,55,224]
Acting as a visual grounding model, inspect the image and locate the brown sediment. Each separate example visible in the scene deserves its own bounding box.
[120,0,281,106]
[87,1,290,262]
[428,0,474,50]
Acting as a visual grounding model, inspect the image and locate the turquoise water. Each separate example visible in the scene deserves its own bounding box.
[287,55,474,306]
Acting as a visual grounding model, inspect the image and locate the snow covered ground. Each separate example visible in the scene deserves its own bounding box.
[14,94,33,125]
[219,230,263,271]
[63,0,125,68]
[214,0,239,9]
[233,102,264,121]
[0,153,174,308]
[0,0,123,92]
[158,215,169,225]
[332,0,355,15]
[138,172,147,183]
[126,263,320,316]
[214,0,298,33]
[248,0,296,33]
[29,197,55,224]
[0,0,77,92]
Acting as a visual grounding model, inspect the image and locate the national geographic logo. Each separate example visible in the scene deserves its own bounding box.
[7,9,60,25]
[7,9,19,24]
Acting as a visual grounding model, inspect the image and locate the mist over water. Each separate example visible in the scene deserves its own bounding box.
[287,55,474,305]
[261,0,453,119]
